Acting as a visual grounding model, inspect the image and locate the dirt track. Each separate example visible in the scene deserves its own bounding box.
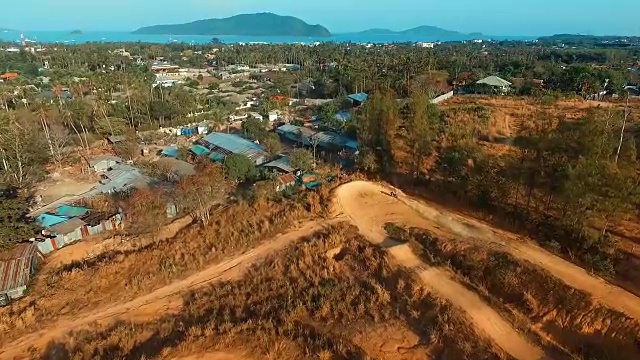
[6,180,640,359]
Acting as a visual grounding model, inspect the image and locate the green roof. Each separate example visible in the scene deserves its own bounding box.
[209,152,225,162]
[477,75,512,87]
[190,144,211,156]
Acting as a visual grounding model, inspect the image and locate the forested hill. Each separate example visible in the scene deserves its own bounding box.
[349,26,483,41]
[133,13,331,37]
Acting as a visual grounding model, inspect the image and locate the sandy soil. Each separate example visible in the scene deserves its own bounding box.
[7,180,640,359]
[394,187,640,322]
[334,182,545,360]
[0,220,340,359]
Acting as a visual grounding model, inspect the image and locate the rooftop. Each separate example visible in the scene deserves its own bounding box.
[49,217,87,235]
[348,92,368,103]
[156,158,196,177]
[263,156,295,173]
[477,75,512,87]
[202,132,267,162]
[0,243,41,294]
[89,155,122,167]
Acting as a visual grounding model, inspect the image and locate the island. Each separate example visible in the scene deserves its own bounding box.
[133,13,331,37]
[349,25,483,41]
[70,30,83,35]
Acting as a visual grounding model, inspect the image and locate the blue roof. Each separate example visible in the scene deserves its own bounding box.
[36,213,69,228]
[190,144,211,156]
[161,147,179,158]
[348,93,368,103]
[202,133,267,162]
[54,205,89,218]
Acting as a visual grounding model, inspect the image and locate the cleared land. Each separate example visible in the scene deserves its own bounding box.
[2,180,640,359]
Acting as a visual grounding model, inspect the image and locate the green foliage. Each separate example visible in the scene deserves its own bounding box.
[224,154,257,182]
[290,148,314,171]
[0,187,40,250]
[241,118,268,142]
[262,133,282,155]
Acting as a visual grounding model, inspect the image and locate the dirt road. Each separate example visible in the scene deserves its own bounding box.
[9,180,638,360]
[397,187,640,321]
[0,220,338,360]
[334,182,546,360]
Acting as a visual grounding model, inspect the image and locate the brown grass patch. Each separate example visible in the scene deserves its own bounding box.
[396,225,640,360]
[0,199,310,344]
[33,224,508,360]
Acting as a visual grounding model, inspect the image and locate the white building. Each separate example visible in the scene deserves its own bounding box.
[416,42,435,48]
[268,111,279,122]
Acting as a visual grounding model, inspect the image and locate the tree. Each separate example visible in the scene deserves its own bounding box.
[175,162,229,224]
[0,111,49,187]
[224,154,257,182]
[0,187,40,250]
[291,148,314,172]
[121,187,171,236]
[112,136,140,161]
[241,117,268,142]
[407,90,439,176]
[263,133,283,155]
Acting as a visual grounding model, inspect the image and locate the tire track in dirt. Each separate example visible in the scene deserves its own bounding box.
[0,220,341,360]
[397,188,640,321]
[334,182,546,360]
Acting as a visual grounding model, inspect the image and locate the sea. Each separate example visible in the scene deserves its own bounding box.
[0,30,535,45]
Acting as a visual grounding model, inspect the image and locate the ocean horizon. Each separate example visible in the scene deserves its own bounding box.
[0,30,535,45]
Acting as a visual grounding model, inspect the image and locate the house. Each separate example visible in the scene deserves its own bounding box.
[263,156,295,174]
[475,76,512,94]
[47,217,87,245]
[347,93,368,107]
[200,132,269,165]
[156,158,196,180]
[161,146,179,158]
[268,111,278,122]
[416,42,435,48]
[89,155,123,173]
[95,163,151,194]
[276,172,297,192]
[0,243,43,306]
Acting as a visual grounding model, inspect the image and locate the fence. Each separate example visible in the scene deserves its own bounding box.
[36,214,123,255]
[430,91,454,104]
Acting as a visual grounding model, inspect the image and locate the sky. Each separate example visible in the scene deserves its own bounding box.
[5,0,640,36]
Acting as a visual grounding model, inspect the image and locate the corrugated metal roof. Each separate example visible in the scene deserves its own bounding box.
[0,243,40,294]
[348,92,368,103]
[202,133,267,162]
[49,218,87,235]
[264,156,294,173]
[53,205,89,218]
[89,155,122,167]
[156,158,196,177]
[36,213,69,228]
[161,147,179,158]
[477,76,512,87]
[190,144,211,156]
[209,152,225,162]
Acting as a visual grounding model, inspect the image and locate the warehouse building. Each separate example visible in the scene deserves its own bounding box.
[198,132,269,166]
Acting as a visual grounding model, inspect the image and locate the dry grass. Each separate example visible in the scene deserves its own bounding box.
[33,224,509,360]
[0,198,311,344]
[396,225,640,360]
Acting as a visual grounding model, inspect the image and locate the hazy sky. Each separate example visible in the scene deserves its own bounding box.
[6,0,640,36]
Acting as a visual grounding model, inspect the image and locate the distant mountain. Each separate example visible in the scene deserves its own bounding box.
[133,13,331,37]
[349,25,483,41]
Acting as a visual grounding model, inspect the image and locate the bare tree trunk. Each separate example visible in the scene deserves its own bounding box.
[614,94,630,164]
